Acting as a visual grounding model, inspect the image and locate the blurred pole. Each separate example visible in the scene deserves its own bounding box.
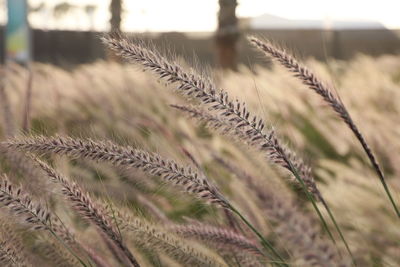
[5,0,31,64]
[215,0,239,70]
[108,0,123,61]
[5,0,32,133]
[110,0,122,33]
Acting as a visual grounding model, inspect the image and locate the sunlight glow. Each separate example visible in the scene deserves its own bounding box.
[6,0,400,31]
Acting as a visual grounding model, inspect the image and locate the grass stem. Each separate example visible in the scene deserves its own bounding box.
[287,161,356,266]
[229,205,289,267]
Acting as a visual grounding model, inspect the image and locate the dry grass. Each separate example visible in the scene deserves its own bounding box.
[0,35,399,266]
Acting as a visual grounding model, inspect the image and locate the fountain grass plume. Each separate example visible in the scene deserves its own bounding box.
[249,36,399,220]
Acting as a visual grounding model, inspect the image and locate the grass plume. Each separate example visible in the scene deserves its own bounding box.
[34,158,141,267]
[6,135,288,265]
[0,219,30,267]
[101,35,321,203]
[170,221,263,256]
[249,36,399,219]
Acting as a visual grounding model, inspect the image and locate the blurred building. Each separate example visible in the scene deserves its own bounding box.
[1,12,400,66]
[247,13,386,30]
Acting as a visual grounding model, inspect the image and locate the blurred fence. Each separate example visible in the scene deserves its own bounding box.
[1,27,399,66]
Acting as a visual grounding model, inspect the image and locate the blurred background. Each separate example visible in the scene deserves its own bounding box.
[1,0,400,68]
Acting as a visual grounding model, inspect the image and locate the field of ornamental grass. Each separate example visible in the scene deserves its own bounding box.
[0,35,399,266]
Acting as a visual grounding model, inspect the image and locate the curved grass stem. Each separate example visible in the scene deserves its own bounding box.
[320,198,356,267]
[376,171,400,218]
[48,229,90,267]
[228,205,288,267]
[286,161,356,266]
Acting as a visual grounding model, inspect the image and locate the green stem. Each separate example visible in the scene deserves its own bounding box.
[348,117,400,219]
[229,205,289,267]
[378,174,400,218]
[287,161,356,266]
[286,162,336,242]
[321,199,356,267]
[50,213,92,267]
[48,229,90,267]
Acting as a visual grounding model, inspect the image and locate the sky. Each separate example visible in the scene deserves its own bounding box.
[1,0,400,31]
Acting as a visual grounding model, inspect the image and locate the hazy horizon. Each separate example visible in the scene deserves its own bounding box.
[0,0,399,31]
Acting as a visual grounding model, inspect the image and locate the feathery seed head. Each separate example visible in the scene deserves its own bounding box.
[6,136,230,208]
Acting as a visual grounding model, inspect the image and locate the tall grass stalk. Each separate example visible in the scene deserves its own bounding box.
[249,36,399,219]
[171,104,344,258]
[228,204,288,266]
[0,175,89,267]
[6,136,287,265]
[286,161,356,266]
[34,158,140,267]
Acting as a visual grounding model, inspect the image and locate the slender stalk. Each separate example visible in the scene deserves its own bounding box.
[286,161,335,244]
[320,199,356,267]
[228,205,288,267]
[370,165,400,218]
[287,161,356,266]
[48,229,90,267]
[249,36,399,219]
